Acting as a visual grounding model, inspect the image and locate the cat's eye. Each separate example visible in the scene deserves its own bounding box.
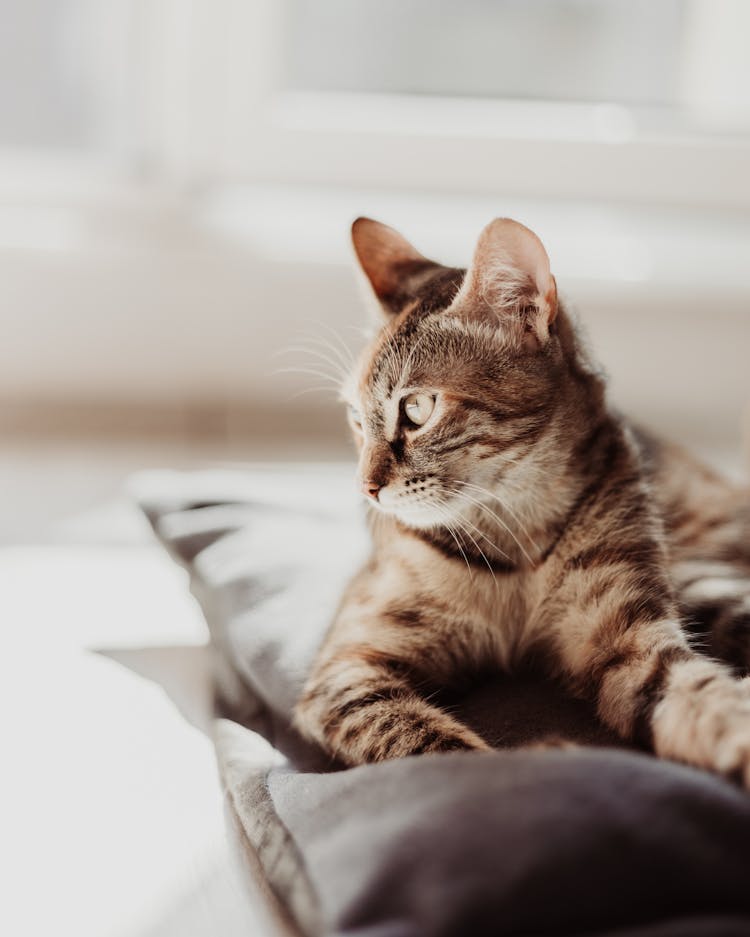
[403,393,436,428]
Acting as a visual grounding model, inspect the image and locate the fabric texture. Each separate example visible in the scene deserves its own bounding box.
[135,467,750,937]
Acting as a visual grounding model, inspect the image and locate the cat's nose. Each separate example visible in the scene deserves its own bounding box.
[362,480,382,501]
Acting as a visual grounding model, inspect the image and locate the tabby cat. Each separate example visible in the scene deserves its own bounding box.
[293,216,750,784]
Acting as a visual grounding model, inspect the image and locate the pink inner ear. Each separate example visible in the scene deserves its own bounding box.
[351,217,430,308]
[456,218,557,329]
[477,218,553,296]
[502,224,551,293]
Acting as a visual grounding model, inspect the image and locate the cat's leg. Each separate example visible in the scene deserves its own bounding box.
[294,589,489,765]
[545,554,750,785]
[673,559,750,673]
[294,629,489,765]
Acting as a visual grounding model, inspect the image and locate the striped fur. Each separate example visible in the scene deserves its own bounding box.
[293,217,750,784]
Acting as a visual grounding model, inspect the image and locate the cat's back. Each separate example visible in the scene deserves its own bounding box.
[631,424,750,565]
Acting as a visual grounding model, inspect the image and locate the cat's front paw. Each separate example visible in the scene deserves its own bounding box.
[707,676,750,785]
[653,663,750,786]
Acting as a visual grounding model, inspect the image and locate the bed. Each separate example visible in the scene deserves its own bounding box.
[134,465,750,937]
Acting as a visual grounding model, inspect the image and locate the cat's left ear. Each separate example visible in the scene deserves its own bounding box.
[450,218,558,350]
[351,217,437,317]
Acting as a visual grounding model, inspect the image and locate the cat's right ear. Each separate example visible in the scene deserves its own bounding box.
[448,218,557,351]
[351,217,435,317]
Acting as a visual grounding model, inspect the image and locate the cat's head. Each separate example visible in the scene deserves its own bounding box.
[343,217,597,533]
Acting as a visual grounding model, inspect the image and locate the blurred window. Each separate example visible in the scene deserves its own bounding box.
[281,0,750,134]
[0,0,135,152]
[283,0,683,107]
[0,0,748,203]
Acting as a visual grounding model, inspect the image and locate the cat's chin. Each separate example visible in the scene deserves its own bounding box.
[385,505,451,531]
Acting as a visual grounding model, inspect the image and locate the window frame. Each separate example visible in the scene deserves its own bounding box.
[177,0,750,211]
[1,0,749,212]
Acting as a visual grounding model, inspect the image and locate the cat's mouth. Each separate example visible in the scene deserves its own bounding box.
[374,486,458,530]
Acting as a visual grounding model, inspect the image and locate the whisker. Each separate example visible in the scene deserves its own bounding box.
[272,366,344,387]
[450,490,529,559]
[298,318,357,363]
[295,334,354,375]
[276,344,349,383]
[453,514,507,574]
[443,485,532,564]
[289,385,341,400]
[316,322,357,369]
[435,496,498,585]
[457,481,542,558]
[430,499,473,581]
[436,493,509,570]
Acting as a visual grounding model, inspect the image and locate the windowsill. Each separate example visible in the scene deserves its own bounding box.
[274,91,750,146]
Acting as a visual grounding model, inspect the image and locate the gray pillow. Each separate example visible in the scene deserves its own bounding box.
[136,467,750,937]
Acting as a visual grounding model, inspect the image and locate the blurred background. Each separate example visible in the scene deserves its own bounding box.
[2,0,750,537]
[2,2,749,935]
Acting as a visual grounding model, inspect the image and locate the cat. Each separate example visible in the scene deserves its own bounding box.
[293,216,750,784]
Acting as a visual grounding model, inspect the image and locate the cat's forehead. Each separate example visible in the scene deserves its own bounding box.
[357,314,503,408]
[363,317,439,397]
[359,268,465,393]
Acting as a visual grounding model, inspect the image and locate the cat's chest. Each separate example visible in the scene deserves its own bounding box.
[392,535,535,663]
